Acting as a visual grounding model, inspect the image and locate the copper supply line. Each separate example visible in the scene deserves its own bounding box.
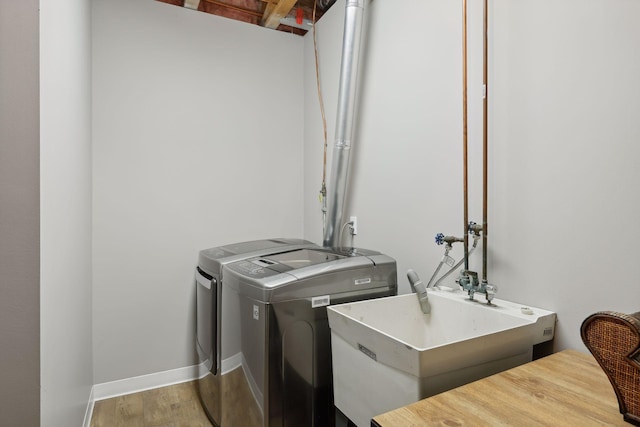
[462,0,470,271]
[462,0,490,280]
[482,0,489,283]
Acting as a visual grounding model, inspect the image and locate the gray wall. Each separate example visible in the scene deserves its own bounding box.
[0,1,41,425]
[40,0,94,425]
[92,0,304,384]
[303,0,640,352]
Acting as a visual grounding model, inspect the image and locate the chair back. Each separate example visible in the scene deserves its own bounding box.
[581,311,640,426]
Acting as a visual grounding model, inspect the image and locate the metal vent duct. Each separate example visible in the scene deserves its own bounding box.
[323,0,366,248]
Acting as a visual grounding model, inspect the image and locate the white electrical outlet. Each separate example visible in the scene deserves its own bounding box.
[350,216,358,235]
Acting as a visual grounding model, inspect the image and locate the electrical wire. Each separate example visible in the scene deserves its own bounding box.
[313,0,329,234]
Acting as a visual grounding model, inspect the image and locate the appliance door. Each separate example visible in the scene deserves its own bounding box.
[269,289,397,427]
[196,267,221,426]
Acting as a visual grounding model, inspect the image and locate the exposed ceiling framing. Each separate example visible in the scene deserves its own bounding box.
[157,0,337,35]
[262,0,298,29]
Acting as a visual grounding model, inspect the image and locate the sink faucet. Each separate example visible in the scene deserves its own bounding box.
[457,270,497,304]
[407,269,430,314]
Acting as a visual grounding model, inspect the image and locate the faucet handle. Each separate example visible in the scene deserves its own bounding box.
[485,283,498,303]
[468,221,483,236]
[435,233,464,246]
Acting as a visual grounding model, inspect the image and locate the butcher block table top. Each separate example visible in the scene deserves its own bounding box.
[371,349,626,426]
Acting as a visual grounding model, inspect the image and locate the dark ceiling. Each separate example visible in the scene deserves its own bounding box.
[157,0,337,35]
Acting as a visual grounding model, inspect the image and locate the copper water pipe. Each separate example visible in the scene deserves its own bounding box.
[462,0,470,271]
[482,0,488,283]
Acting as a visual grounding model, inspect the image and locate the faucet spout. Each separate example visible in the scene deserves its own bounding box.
[407,269,431,314]
[457,271,497,304]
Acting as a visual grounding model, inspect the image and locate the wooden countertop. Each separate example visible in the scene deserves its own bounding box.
[372,350,626,426]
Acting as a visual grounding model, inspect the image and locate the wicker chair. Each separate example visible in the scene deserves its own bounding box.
[581,311,640,426]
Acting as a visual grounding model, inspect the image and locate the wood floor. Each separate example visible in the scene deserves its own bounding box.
[90,380,213,427]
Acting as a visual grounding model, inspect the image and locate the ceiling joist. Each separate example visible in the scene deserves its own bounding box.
[261,0,298,29]
[184,0,201,10]
[158,0,336,35]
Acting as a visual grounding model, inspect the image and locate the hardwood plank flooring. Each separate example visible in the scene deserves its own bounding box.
[91,380,213,427]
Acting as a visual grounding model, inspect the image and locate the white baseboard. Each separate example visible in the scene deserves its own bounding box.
[92,364,203,401]
[82,386,95,427]
[83,361,215,425]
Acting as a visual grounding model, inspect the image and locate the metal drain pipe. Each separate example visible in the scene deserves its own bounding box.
[323,0,367,248]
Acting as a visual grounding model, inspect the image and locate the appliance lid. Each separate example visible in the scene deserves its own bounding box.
[197,238,315,275]
[262,248,345,270]
[227,247,382,282]
[224,247,397,303]
[231,248,347,277]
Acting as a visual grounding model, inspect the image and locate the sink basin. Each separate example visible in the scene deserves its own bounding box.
[327,289,556,427]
